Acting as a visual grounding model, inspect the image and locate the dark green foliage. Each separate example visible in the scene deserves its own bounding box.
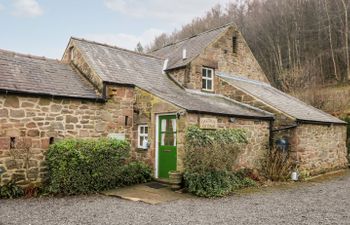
[184,126,254,197]
[184,170,256,198]
[119,162,152,186]
[0,181,24,199]
[185,126,247,173]
[46,138,151,195]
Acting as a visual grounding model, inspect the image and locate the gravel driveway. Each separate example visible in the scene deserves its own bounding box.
[1,171,350,225]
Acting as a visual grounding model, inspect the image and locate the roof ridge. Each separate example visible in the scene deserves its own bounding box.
[151,22,235,52]
[0,48,61,62]
[71,37,164,60]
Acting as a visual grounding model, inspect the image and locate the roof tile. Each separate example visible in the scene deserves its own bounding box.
[0,49,100,99]
[217,72,345,124]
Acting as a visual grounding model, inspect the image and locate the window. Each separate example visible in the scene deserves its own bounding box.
[10,137,16,149]
[202,67,214,91]
[232,36,238,54]
[138,125,149,148]
[70,47,75,61]
[49,137,55,145]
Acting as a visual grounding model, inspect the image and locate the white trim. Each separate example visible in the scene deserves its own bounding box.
[154,113,177,179]
[137,124,148,149]
[202,67,214,91]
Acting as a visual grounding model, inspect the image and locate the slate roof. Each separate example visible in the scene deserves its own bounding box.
[217,72,345,124]
[149,24,230,70]
[72,38,273,119]
[0,49,100,100]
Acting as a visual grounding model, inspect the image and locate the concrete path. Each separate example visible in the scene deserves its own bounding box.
[101,182,190,204]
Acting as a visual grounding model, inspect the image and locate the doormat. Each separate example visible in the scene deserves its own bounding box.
[145,182,168,189]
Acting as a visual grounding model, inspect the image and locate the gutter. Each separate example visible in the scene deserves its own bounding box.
[186,109,274,121]
[269,123,298,150]
[272,124,298,132]
[0,88,105,103]
[296,119,346,126]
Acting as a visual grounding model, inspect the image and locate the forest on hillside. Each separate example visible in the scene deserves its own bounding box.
[146,0,350,104]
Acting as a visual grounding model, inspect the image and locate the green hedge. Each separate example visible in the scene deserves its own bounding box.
[184,170,256,198]
[0,180,24,199]
[184,126,247,173]
[183,126,255,197]
[46,138,151,195]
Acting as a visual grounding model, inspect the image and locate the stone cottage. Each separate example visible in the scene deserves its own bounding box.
[0,24,347,185]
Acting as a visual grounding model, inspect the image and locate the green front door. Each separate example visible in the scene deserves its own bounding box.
[158,115,177,179]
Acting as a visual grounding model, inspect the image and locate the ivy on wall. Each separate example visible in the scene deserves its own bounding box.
[183,126,256,197]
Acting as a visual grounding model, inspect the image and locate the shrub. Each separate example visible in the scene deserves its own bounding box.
[183,126,254,197]
[184,170,256,198]
[261,147,293,181]
[0,181,24,199]
[119,162,152,186]
[46,138,150,195]
[184,126,247,173]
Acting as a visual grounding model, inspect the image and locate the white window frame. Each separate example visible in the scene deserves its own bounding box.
[202,67,214,91]
[138,124,149,148]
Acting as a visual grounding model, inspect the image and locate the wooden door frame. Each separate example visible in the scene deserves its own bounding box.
[155,113,177,178]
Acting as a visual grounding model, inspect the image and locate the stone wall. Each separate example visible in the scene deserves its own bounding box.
[133,88,184,174]
[62,39,104,91]
[289,124,348,176]
[167,67,189,88]
[216,78,295,127]
[0,85,134,185]
[185,113,270,170]
[185,26,269,91]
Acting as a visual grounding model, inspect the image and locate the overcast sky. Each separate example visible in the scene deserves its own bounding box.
[0,0,231,59]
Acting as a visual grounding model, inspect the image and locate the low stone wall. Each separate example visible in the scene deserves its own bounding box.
[290,124,348,175]
[0,86,134,185]
[185,113,270,170]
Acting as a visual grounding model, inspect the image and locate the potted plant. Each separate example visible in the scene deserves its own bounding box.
[168,170,183,191]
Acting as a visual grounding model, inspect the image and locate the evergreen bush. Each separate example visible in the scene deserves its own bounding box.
[46,138,151,195]
[183,126,256,197]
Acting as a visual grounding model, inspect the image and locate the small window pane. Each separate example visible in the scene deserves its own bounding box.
[171,119,176,132]
[161,133,165,145]
[140,136,144,146]
[207,80,212,90]
[202,79,206,89]
[140,126,144,133]
[202,68,207,77]
[145,126,148,134]
[161,120,167,132]
[207,69,212,78]
[164,132,174,146]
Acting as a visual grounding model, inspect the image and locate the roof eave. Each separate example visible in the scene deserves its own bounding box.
[186,109,275,121]
[296,119,347,126]
[0,88,105,103]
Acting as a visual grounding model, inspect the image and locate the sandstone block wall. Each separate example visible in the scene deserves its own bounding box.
[216,78,295,127]
[133,88,184,174]
[289,124,348,175]
[0,86,134,185]
[185,113,270,170]
[186,26,269,91]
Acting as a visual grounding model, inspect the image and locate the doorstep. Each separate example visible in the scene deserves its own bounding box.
[101,182,191,205]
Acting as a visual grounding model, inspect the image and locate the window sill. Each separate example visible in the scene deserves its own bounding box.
[201,89,215,93]
[136,148,148,152]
